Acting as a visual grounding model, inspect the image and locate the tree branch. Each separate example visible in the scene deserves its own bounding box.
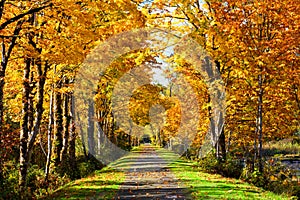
[0,34,20,39]
[0,0,5,21]
[0,2,52,30]
[5,20,24,62]
[149,15,188,20]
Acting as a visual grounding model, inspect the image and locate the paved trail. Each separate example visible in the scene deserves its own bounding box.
[113,145,191,200]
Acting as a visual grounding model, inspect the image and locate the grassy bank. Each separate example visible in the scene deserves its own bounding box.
[41,167,125,200]
[157,148,296,200]
[41,146,296,199]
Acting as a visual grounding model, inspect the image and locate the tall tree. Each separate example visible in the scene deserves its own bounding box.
[147,0,299,165]
[52,77,63,166]
[0,0,52,130]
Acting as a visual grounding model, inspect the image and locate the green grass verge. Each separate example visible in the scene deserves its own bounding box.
[40,167,125,200]
[156,148,296,200]
[42,146,152,199]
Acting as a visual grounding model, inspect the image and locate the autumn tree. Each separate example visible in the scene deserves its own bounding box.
[0,1,52,131]
[89,50,155,161]
[0,1,53,188]
[146,0,299,167]
[0,0,147,197]
[208,0,300,171]
[0,1,149,198]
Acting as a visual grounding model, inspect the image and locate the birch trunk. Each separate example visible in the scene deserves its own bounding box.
[61,78,70,163]
[257,70,264,172]
[45,87,53,182]
[19,58,31,198]
[53,80,63,166]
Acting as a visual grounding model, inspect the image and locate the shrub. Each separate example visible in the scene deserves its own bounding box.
[26,164,46,198]
[197,150,219,173]
[197,151,244,178]
[263,160,300,197]
[240,167,265,187]
[241,159,300,198]
[77,155,104,178]
[198,152,300,197]
[218,155,244,178]
[0,161,74,200]
[1,161,19,199]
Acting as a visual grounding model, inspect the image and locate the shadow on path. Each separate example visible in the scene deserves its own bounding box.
[114,145,191,200]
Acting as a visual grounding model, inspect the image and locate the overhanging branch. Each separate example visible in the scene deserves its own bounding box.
[0,2,52,30]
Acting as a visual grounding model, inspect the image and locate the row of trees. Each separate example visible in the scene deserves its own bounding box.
[0,0,146,199]
[0,0,299,199]
[145,0,299,170]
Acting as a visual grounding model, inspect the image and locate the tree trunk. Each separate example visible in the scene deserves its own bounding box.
[19,58,31,198]
[257,71,264,172]
[45,87,53,182]
[88,99,95,157]
[292,84,300,111]
[97,117,102,156]
[19,59,49,198]
[52,80,63,166]
[111,114,117,145]
[215,60,226,159]
[218,129,226,160]
[0,22,23,182]
[28,71,35,135]
[0,66,4,187]
[61,78,70,162]
[69,93,78,178]
[0,58,5,132]
[19,12,49,197]
[0,20,23,132]
[253,124,258,173]
[27,61,48,159]
[77,112,88,159]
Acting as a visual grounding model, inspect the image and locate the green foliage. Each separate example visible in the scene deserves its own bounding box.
[197,150,300,197]
[1,161,19,199]
[198,151,243,179]
[43,172,71,197]
[241,160,300,198]
[78,162,97,178]
[157,148,292,200]
[116,130,133,151]
[27,165,46,197]
[1,162,71,199]
[218,155,244,179]
[241,167,265,187]
[198,151,219,173]
[56,157,80,180]
[77,156,104,178]
[0,158,102,199]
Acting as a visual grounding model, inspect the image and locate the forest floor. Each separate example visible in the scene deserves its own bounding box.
[44,145,294,200]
